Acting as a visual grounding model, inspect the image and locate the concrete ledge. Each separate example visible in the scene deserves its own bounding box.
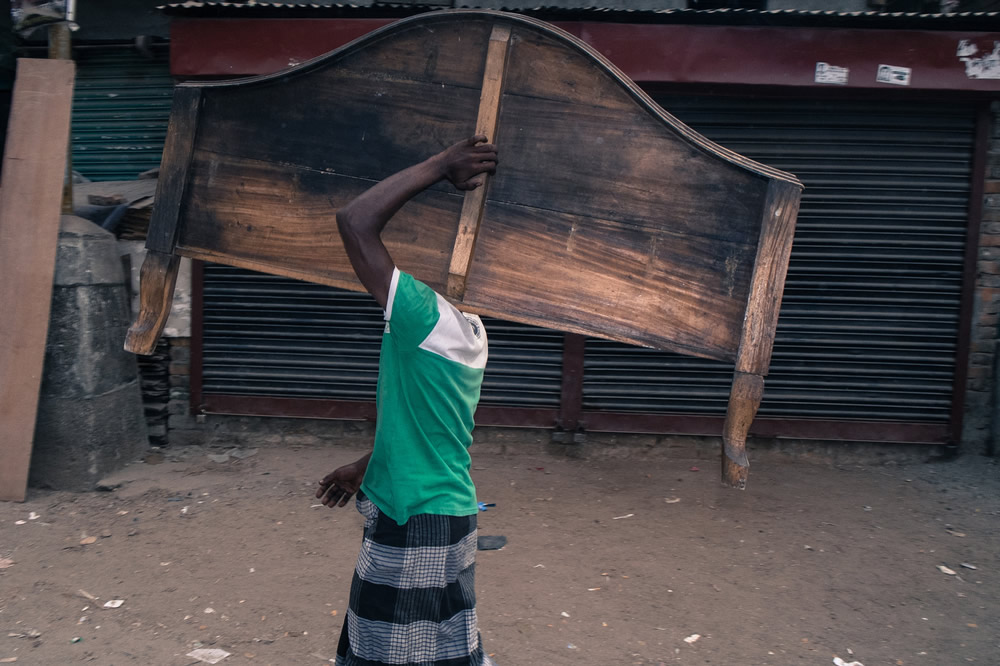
[165,416,947,467]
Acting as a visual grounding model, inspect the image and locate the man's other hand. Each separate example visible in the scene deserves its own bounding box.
[316,461,366,508]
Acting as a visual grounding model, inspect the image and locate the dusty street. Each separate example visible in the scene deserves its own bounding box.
[1,438,998,665]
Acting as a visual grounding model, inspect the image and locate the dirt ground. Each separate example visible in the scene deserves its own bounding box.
[2,440,998,666]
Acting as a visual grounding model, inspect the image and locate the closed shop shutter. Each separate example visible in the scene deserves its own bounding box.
[200,96,977,433]
[71,48,172,181]
[201,265,565,409]
[583,97,977,426]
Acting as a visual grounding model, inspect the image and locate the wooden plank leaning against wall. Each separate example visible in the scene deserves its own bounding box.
[0,59,76,502]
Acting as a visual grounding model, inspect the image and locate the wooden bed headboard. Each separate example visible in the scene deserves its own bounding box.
[125,10,802,488]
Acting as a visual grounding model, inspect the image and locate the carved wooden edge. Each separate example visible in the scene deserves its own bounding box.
[124,251,181,355]
[447,24,512,300]
[124,87,201,355]
[735,179,802,376]
[721,178,802,488]
[172,10,801,190]
[722,371,764,490]
[145,86,202,254]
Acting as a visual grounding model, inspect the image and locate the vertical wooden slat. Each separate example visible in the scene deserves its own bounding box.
[0,59,76,502]
[447,23,511,300]
[145,85,202,254]
[125,85,202,355]
[734,178,802,376]
[724,178,801,487]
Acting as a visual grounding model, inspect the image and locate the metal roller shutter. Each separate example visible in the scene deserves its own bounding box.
[201,265,564,408]
[71,48,172,181]
[583,97,976,425]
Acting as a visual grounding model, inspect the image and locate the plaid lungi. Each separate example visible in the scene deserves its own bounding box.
[336,494,494,666]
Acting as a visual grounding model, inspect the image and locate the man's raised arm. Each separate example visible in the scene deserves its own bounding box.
[335,135,498,308]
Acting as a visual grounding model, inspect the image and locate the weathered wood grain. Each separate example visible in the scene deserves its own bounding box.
[189,21,491,185]
[175,151,465,292]
[503,25,639,111]
[0,58,75,502]
[465,199,759,360]
[124,251,181,355]
[130,9,804,487]
[504,20,798,187]
[196,72,482,186]
[722,371,765,489]
[735,179,802,375]
[146,86,201,254]
[491,93,768,237]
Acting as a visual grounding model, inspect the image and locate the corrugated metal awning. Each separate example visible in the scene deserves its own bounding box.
[158,2,1000,28]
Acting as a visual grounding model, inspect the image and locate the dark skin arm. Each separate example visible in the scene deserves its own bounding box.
[316,136,498,507]
[333,135,498,309]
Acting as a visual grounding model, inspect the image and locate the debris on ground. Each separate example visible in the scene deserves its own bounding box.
[833,657,865,666]
[187,648,231,664]
[477,535,507,551]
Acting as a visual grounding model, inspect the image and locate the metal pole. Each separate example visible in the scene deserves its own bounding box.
[48,22,73,214]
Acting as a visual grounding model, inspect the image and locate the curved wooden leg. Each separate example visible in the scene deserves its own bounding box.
[124,250,180,355]
[722,371,764,489]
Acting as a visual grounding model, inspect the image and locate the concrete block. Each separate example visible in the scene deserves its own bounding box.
[168,399,190,415]
[30,217,148,491]
[975,312,999,329]
[169,387,190,400]
[977,259,1000,276]
[980,245,1000,260]
[169,362,190,376]
[977,274,1000,287]
[970,352,993,367]
[168,414,200,430]
[169,345,190,364]
[30,379,147,491]
[52,217,126,286]
[42,287,138,397]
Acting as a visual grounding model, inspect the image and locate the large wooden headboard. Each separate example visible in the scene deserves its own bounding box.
[125,9,802,488]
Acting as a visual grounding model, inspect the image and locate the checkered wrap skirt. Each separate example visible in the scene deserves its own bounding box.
[335,494,494,666]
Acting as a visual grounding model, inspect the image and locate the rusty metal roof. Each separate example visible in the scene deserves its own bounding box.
[157,2,1000,29]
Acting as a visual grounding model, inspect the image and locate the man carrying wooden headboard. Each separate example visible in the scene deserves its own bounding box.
[315,136,499,666]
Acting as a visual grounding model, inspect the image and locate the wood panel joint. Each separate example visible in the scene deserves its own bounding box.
[447,23,512,300]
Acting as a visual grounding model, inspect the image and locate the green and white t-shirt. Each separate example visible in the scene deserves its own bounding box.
[360,268,488,524]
